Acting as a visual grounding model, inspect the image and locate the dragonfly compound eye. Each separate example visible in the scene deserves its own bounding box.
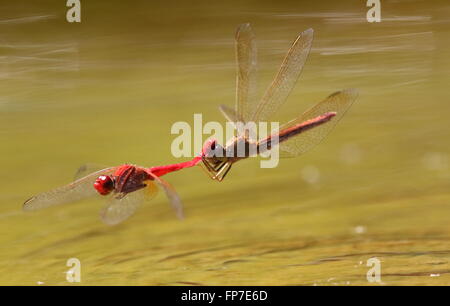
[94,175,114,195]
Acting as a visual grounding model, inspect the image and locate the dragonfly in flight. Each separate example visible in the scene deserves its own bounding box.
[200,23,357,181]
[23,24,357,225]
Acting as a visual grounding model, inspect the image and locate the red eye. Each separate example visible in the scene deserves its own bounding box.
[94,175,114,195]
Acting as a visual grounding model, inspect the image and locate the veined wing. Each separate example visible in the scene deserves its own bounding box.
[235,23,258,124]
[100,171,184,225]
[147,171,184,220]
[100,180,158,225]
[23,167,118,211]
[277,89,358,157]
[74,163,108,180]
[219,104,241,124]
[251,28,314,123]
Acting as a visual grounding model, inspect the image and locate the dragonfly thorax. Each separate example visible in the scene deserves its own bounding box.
[93,165,151,197]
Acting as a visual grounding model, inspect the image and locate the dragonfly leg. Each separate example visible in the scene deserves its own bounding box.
[201,157,223,178]
[213,162,232,182]
[200,138,234,181]
[200,156,232,181]
[201,144,228,171]
[204,158,226,172]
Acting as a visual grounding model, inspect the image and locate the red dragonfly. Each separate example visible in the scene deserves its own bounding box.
[24,24,356,225]
[23,158,201,225]
[200,23,357,181]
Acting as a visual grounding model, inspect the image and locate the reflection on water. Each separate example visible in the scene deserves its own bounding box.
[0,0,449,285]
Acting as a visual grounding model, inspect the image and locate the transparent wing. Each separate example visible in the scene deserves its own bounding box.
[23,167,118,211]
[74,163,108,180]
[219,104,241,124]
[235,23,258,124]
[219,104,254,140]
[277,89,358,157]
[99,181,158,225]
[251,28,314,123]
[147,172,184,220]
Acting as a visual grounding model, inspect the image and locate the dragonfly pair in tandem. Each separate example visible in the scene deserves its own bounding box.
[23,24,358,225]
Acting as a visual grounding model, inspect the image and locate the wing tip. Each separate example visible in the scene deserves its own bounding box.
[238,22,251,30]
[344,88,359,96]
[300,28,314,40]
[176,210,185,220]
[23,197,36,211]
[236,23,254,39]
[328,88,359,99]
[101,219,121,226]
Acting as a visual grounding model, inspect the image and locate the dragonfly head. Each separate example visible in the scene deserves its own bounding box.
[94,175,115,196]
[202,139,226,158]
